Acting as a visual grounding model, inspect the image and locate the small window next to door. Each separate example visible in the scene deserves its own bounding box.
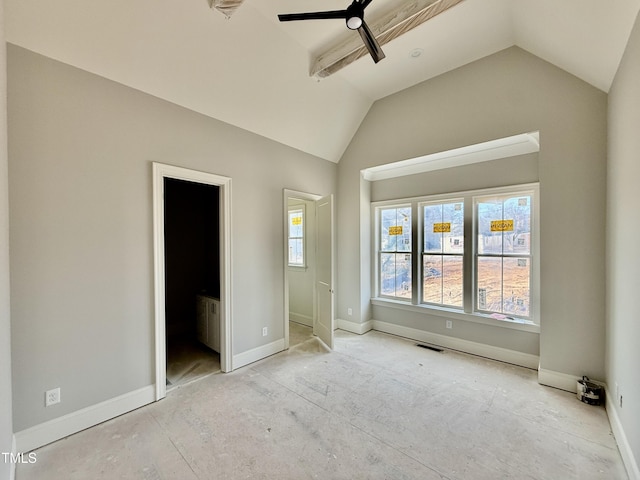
[288,206,305,267]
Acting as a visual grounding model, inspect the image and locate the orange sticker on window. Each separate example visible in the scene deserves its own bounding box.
[388,226,403,235]
[491,220,514,232]
[433,222,451,233]
[291,217,302,226]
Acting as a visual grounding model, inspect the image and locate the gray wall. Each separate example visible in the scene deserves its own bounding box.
[337,47,608,379]
[607,10,640,471]
[8,45,337,432]
[1,6,15,480]
[370,153,539,201]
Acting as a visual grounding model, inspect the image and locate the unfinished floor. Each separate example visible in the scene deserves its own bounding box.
[166,335,220,389]
[17,325,627,479]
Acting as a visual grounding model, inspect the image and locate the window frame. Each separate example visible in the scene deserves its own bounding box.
[375,203,414,301]
[372,183,540,331]
[420,197,466,310]
[287,205,306,268]
[473,191,535,320]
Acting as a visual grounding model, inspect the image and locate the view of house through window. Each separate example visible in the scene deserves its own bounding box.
[379,205,412,298]
[476,193,532,318]
[422,200,464,308]
[374,184,538,324]
[288,207,304,266]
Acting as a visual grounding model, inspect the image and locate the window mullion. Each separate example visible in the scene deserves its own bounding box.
[464,195,474,314]
[501,201,505,312]
[412,202,419,305]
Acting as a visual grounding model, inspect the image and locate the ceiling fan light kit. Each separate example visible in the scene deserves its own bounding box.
[346,16,363,30]
[346,2,365,30]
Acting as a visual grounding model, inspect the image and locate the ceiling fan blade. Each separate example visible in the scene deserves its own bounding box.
[278,10,348,22]
[358,20,385,63]
[361,0,374,9]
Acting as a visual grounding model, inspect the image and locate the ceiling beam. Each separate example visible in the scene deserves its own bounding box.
[209,0,245,18]
[311,0,465,78]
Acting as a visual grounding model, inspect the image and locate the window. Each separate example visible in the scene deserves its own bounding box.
[378,205,412,299]
[476,193,532,318]
[288,206,305,267]
[374,184,538,326]
[422,200,464,308]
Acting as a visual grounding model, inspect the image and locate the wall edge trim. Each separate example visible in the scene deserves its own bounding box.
[371,320,539,369]
[14,385,155,454]
[537,368,580,393]
[9,434,16,480]
[336,318,373,335]
[289,313,313,327]
[232,339,285,370]
[606,386,640,480]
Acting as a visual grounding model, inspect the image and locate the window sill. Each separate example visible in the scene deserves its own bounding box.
[370,298,540,333]
[288,265,308,271]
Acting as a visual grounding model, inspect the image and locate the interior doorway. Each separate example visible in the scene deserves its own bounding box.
[283,190,334,350]
[153,163,232,401]
[164,178,220,389]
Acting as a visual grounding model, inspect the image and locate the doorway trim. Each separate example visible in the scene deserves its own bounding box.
[283,189,321,349]
[153,163,233,401]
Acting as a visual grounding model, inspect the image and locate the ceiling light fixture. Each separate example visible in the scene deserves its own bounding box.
[346,16,363,29]
[345,2,364,30]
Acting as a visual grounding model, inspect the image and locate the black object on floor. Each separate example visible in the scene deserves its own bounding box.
[417,344,443,353]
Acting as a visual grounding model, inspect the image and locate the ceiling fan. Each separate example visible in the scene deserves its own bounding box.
[278,0,386,64]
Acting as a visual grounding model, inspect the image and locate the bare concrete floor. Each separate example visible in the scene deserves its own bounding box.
[166,335,221,389]
[17,327,627,479]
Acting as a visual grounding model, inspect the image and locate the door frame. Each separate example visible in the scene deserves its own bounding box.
[283,189,321,349]
[153,163,233,401]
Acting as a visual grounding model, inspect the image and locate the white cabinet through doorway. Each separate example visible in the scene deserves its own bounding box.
[197,295,220,352]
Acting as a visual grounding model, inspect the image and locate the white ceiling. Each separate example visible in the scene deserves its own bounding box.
[5,0,640,163]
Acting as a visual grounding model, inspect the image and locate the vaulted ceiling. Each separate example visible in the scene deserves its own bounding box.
[5,0,640,162]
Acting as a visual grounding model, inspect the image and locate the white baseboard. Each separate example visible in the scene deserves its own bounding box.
[537,368,580,393]
[289,312,312,327]
[9,435,16,480]
[14,385,155,454]
[336,318,373,335]
[371,320,540,369]
[606,386,640,480]
[232,339,285,370]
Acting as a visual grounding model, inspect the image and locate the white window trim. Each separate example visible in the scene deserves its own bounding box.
[374,202,416,303]
[420,197,465,310]
[372,183,540,332]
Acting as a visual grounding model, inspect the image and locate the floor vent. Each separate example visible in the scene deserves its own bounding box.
[417,344,443,353]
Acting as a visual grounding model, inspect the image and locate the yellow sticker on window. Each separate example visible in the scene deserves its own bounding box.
[291,217,302,226]
[388,226,403,235]
[433,222,451,233]
[491,220,514,232]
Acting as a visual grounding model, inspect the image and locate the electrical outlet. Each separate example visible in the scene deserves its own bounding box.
[262,327,268,337]
[45,388,61,407]
[446,320,453,329]
[347,308,353,316]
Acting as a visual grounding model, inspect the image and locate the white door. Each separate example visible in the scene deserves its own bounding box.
[314,195,334,349]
